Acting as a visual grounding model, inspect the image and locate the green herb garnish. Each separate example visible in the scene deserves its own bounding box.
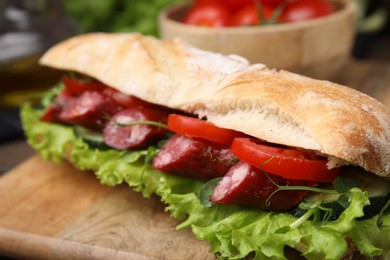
[113,120,168,129]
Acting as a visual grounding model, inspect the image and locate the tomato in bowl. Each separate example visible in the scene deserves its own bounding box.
[183,0,337,27]
[158,0,356,81]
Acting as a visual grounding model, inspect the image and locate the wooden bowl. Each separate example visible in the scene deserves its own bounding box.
[158,0,357,80]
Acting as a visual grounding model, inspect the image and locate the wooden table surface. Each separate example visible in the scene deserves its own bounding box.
[1,58,390,259]
[0,156,214,260]
[337,59,390,107]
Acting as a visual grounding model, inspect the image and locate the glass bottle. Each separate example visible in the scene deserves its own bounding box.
[0,0,78,107]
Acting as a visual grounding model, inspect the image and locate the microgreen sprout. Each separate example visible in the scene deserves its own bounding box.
[261,160,339,209]
[202,152,239,166]
[255,157,381,231]
[276,201,334,233]
[113,120,168,129]
[264,176,339,208]
[277,207,316,233]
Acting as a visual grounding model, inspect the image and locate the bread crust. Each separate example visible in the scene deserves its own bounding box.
[39,33,390,177]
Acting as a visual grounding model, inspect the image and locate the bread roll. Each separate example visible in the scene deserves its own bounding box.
[40,33,390,177]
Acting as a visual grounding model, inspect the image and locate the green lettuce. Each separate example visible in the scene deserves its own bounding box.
[21,103,390,260]
[63,0,183,36]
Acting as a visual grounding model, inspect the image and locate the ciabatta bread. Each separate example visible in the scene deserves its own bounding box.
[39,33,390,178]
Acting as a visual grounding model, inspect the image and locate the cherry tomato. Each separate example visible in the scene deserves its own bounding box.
[230,138,339,182]
[62,76,105,96]
[225,0,254,10]
[261,0,286,8]
[167,114,245,145]
[183,2,231,27]
[227,4,274,26]
[280,0,335,23]
[194,0,224,5]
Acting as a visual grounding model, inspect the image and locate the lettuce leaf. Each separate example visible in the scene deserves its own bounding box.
[63,0,182,36]
[21,103,390,260]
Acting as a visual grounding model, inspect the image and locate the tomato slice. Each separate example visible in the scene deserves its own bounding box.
[62,76,105,95]
[230,138,339,182]
[167,114,245,145]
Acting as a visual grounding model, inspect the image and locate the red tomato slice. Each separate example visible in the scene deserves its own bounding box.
[62,76,105,96]
[183,2,231,27]
[230,138,339,182]
[167,114,245,145]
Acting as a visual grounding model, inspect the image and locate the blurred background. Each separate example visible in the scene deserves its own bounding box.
[0,0,389,149]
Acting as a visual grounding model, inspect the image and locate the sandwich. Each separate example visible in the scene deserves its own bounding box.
[21,33,390,259]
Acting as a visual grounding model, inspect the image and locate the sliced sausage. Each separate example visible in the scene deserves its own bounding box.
[210,161,311,211]
[41,91,73,123]
[102,88,157,109]
[57,91,124,130]
[103,107,169,150]
[152,134,237,181]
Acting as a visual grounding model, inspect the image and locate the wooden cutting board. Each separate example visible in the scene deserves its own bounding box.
[0,155,213,259]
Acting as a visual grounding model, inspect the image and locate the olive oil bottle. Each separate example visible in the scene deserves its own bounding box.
[0,0,78,108]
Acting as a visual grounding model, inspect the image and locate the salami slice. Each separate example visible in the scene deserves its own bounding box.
[210,161,311,211]
[152,134,237,181]
[103,107,169,150]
